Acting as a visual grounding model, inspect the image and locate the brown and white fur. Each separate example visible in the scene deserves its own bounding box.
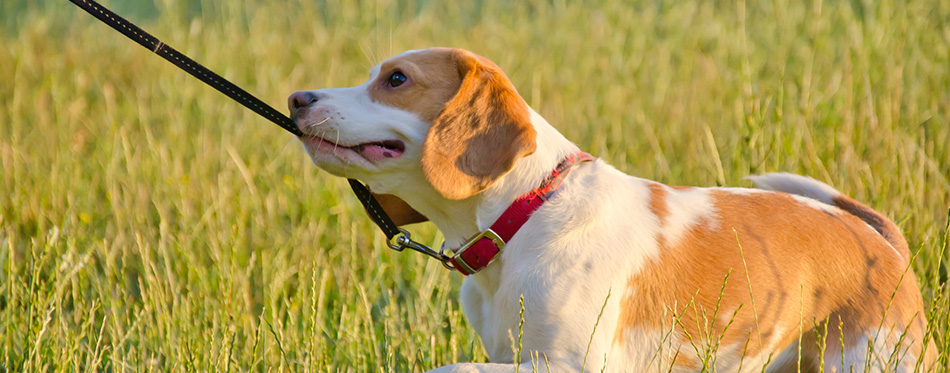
[288,48,935,372]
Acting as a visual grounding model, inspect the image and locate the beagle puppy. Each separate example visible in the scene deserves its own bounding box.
[288,48,934,372]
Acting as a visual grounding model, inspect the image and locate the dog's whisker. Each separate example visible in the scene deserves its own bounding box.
[305,117,329,130]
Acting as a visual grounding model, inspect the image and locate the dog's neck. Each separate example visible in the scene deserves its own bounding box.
[396,109,580,248]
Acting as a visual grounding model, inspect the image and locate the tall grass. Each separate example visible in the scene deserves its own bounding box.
[1,0,948,370]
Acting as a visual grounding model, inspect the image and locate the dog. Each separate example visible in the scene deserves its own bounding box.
[288,48,934,372]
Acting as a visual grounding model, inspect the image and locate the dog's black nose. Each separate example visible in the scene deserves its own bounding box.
[288,91,320,112]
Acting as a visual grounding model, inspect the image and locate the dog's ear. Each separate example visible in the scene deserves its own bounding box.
[420,49,537,200]
[373,193,428,226]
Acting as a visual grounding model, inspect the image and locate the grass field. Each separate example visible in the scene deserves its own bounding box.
[2,0,949,371]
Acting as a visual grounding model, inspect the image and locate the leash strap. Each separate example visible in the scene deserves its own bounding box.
[348,179,452,265]
[347,179,400,239]
[67,0,304,137]
[68,0,429,257]
[68,0,488,269]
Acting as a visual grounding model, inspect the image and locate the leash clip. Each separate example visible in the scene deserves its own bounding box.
[387,229,455,269]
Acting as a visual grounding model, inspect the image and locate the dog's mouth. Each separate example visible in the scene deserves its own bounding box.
[302,135,406,162]
[353,139,406,159]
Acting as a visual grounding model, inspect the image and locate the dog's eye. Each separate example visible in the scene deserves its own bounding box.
[388,71,407,87]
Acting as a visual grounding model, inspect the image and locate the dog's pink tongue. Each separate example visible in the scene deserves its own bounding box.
[359,144,403,160]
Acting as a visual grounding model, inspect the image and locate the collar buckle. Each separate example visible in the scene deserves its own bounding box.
[447,229,506,275]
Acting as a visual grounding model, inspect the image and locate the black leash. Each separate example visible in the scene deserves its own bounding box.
[347,179,450,264]
[66,0,303,137]
[69,0,449,265]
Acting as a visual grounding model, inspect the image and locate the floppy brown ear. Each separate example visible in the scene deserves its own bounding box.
[420,49,537,200]
[373,193,428,226]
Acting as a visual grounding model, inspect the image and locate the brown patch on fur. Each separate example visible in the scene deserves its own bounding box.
[367,48,465,123]
[370,48,536,200]
[614,188,930,370]
[647,183,670,226]
[424,49,536,199]
[833,195,910,261]
[648,183,670,248]
[373,193,428,226]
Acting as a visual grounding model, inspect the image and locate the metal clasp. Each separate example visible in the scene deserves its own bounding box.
[443,229,506,274]
[387,228,455,269]
[455,229,505,255]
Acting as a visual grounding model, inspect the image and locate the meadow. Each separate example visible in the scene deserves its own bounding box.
[1,0,948,371]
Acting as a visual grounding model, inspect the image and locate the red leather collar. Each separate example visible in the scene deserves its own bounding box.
[447,151,595,275]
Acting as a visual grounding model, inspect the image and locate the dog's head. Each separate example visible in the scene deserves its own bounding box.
[289,48,536,225]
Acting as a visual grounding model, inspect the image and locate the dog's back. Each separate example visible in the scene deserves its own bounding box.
[748,173,910,260]
[610,173,932,372]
